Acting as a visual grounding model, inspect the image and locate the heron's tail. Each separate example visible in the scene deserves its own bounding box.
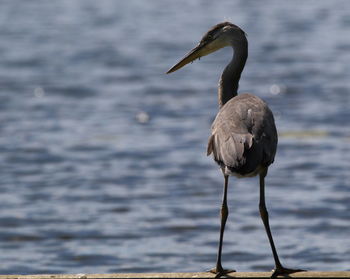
[207,133,254,168]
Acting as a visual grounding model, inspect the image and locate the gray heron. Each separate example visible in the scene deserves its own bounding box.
[167,22,303,278]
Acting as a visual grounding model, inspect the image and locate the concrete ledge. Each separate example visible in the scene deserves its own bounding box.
[0,272,349,279]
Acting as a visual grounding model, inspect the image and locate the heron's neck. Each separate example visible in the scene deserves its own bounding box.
[218,39,248,108]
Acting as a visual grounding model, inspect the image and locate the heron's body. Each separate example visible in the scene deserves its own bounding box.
[167,22,302,278]
[208,93,277,178]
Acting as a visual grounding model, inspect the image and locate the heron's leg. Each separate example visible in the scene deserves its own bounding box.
[259,167,304,279]
[209,174,235,277]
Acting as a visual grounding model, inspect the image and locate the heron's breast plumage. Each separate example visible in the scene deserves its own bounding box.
[207,93,278,177]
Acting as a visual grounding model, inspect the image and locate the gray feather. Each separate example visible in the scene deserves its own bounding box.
[207,93,277,175]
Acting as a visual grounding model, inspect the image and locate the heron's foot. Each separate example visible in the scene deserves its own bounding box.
[271,266,305,278]
[208,266,235,278]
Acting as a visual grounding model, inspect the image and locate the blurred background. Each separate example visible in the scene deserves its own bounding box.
[0,0,349,275]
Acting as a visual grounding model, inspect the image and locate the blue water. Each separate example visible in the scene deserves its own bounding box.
[0,0,349,274]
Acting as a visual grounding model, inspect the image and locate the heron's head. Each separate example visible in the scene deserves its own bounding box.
[166,22,246,74]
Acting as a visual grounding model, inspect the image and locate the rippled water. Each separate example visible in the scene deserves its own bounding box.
[0,0,349,275]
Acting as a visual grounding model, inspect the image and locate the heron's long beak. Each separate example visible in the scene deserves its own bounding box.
[166,43,206,74]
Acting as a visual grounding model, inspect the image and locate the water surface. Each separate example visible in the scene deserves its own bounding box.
[0,0,349,274]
